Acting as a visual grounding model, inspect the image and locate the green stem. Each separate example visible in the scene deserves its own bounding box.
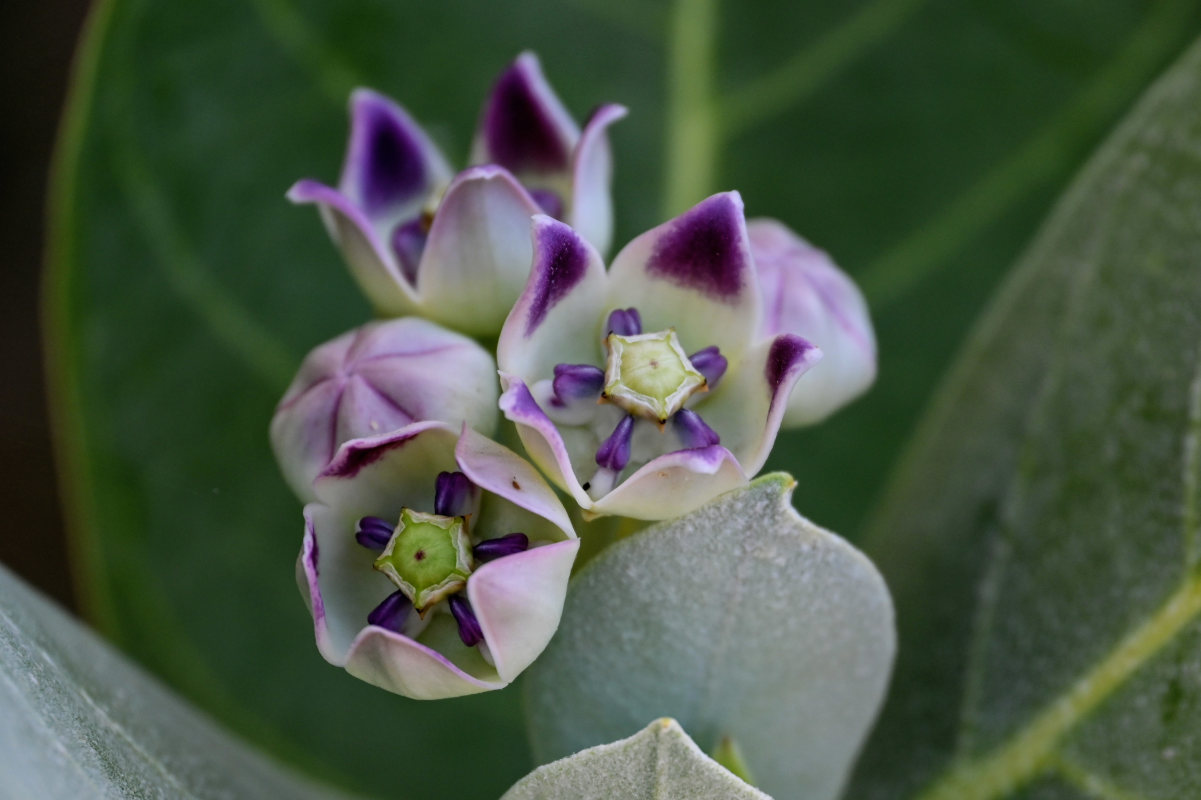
[663,0,720,216]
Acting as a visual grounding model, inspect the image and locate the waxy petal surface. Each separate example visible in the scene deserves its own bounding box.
[590,446,748,520]
[568,104,627,256]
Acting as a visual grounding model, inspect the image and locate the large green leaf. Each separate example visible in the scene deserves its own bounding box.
[43,0,1201,794]
[502,718,769,800]
[850,32,1201,800]
[524,476,895,800]
[0,563,349,799]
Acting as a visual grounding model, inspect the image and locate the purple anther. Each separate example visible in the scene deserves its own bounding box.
[689,345,728,388]
[595,415,635,472]
[367,590,412,632]
[435,471,478,518]
[606,307,642,337]
[356,516,395,551]
[391,216,427,285]
[448,594,484,647]
[473,533,530,563]
[552,363,605,406]
[673,408,720,448]
[528,188,564,219]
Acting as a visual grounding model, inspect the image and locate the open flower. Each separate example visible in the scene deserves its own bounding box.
[288,52,626,336]
[270,317,498,501]
[497,192,822,521]
[749,219,876,426]
[299,423,579,699]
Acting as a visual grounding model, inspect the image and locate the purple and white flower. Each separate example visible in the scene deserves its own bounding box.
[270,317,498,501]
[299,423,579,699]
[496,192,823,521]
[750,219,876,426]
[288,52,625,336]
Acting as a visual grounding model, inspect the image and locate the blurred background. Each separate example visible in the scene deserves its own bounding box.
[2,0,89,609]
[7,0,1201,797]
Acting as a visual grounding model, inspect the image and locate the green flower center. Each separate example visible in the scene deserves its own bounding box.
[603,329,708,423]
[373,508,473,612]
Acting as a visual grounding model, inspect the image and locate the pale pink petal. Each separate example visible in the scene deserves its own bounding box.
[589,446,749,520]
[568,104,627,256]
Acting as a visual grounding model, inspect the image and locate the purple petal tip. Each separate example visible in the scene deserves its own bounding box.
[525,220,592,335]
[647,193,748,302]
[482,54,572,174]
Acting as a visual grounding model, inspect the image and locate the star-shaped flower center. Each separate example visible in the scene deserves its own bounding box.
[374,508,473,613]
[603,330,708,423]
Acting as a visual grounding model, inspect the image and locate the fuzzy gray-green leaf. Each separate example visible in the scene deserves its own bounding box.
[850,32,1201,800]
[524,474,895,800]
[502,718,770,800]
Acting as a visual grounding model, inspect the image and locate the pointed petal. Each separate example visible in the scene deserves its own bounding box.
[312,422,459,514]
[498,377,595,510]
[455,426,576,540]
[469,539,580,682]
[568,104,627,256]
[340,88,451,224]
[700,334,823,476]
[287,179,419,316]
[497,216,608,383]
[471,52,579,175]
[590,446,748,520]
[416,166,543,336]
[749,219,877,426]
[607,192,760,362]
[300,503,398,664]
[343,616,505,699]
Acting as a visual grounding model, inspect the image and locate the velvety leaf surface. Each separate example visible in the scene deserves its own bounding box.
[523,475,895,800]
[0,563,351,800]
[41,0,1201,794]
[502,718,769,800]
[850,33,1201,800]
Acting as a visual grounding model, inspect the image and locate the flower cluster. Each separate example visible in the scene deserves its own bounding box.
[272,52,876,699]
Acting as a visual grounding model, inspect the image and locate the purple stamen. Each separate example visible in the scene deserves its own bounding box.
[596,415,635,472]
[552,363,605,406]
[367,590,412,632]
[435,471,478,518]
[528,188,564,219]
[391,217,427,285]
[448,594,484,647]
[356,516,395,551]
[689,346,728,388]
[606,307,642,337]
[474,533,530,563]
[674,408,720,448]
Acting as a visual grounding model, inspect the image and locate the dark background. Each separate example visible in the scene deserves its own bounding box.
[2,0,90,609]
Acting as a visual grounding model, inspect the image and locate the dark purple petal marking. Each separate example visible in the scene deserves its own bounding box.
[367,590,412,632]
[766,334,819,391]
[689,346,728,388]
[448,594,484,647]
[321,430,419,480]
[605,307,642,337]
[595,415,635,471]
[525,222,591,335]
[473,532,530,562]
[356,99,429,215]
[646,194,747,302]
[435,471,478,518]
[481,59,571,173]
[673,408,721,448]
[529,188,564,219]
[356,516,395,551]
[552,363,605,406]
[390,217,427,285]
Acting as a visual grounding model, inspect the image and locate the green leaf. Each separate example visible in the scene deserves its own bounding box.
[43,0,1201,793]
[0,563,350,799]
[849,32,1201,800]
[501,718,770,800]
[523,475,895,800]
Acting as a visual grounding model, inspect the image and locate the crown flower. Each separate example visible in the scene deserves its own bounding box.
[496,192,822,521]
[288,52,626,336]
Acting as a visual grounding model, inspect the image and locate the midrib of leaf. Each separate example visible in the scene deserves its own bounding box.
[856,0,1195,309]
[663,0,719,216]
[250,0,363,104]
[1048,753,1153,800]
[719,0,929,140]
[910,336,1201,800]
